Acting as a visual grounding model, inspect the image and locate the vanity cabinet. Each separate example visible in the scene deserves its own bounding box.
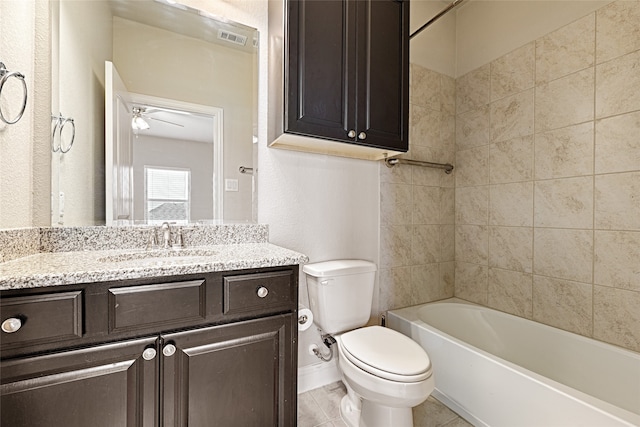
[0,266,298,426]
[269,0,410,160]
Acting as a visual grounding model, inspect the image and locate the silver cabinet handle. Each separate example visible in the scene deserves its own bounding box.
[163,344,177,357]
[358,132,367,140]
[347,130,356,138]
[257,286,269,298]
[1,318,22,333]
[142,347,157,361]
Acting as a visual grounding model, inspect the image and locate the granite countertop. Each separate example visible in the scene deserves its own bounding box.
[0,243,308,290]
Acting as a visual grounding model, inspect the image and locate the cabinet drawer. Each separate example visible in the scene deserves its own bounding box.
[108,279,206,333]
[223,270,294,317]
[0,291,83,349]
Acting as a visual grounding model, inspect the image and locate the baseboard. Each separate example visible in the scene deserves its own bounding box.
[297,360,341,394]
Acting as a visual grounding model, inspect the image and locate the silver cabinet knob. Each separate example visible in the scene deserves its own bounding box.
[1,318,22,333]
[163,344,177,357]
[142,347,157,361]
[347,130,356,138]
[358,132,367,140]
[257,286,269,298]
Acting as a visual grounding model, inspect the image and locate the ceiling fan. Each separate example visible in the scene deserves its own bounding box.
[131,106,185,131]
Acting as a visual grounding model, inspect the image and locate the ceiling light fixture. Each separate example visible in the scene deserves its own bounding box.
[131,107,150,131]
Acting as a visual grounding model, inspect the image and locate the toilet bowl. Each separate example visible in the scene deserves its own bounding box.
[336,326,434,427]
[303,260,434,427]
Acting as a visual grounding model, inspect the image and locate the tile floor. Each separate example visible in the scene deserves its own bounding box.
[298,381,473,427]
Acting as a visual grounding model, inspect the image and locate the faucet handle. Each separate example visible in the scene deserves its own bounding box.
[147,228,159,249]
[173,227,185,249]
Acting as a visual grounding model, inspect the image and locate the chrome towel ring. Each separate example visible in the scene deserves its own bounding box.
[0,62,28,125]
[51,113,76,153]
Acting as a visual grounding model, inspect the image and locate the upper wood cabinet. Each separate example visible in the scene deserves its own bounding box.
[268,0,409,160]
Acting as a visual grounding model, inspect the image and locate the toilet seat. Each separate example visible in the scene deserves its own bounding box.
[340,326,432,383]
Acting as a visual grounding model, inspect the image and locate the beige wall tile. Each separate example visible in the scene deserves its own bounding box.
[379,267,413,312]
[455,262,488,305]
[488,268,533,318]
[535,68,594,132]
[380,158,412,184]
[595,230,640,291]
[596,0,640,64]
[533,275,593,336]
[441,74,456,116]
[456,106,490,150]
[455,186,489,225]
[489,182,534,226]
[534,228,593,283]
[440,225,455,262]
[490,135,534,184]
[596,49,640,118]
[441,113,456,157]
[534,122,594,180]
[413,185,440,225]
[490,89,534,143]
[534,176,594,229]
[595,110,640,174]
[536,13,595,84]
[490,42,535,101]
[440,261,455,295]
[411,63,441,110]
[410,104,441,146]
[412,225,440,264]
[593,285,640,352]
[595,171,640,230]
[380,225,412,269]
[380,183,412,225]
[412,263,453,304]
[489,226,533,273]
[456,63,490,115]
[411,146,443,187]
[455,225,488,265]
[440,187,455,225]
[456,145,489,187]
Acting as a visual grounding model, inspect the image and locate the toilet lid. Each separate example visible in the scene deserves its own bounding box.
[340,326,432,383]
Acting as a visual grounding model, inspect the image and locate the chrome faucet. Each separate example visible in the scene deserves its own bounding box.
[161,222,172,249]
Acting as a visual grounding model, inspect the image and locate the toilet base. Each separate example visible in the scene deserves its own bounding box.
[340,394,361,427]
[339,394,415,427]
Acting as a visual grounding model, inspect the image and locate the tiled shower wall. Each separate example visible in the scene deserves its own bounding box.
[377,64,456,316]
[454,0,640,352]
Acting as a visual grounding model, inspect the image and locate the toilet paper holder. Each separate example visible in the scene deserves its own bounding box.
[297,305,314,331]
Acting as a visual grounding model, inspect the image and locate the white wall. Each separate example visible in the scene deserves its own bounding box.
[410,0,457,77]
[455,0,612,76]
[0,0,50,228]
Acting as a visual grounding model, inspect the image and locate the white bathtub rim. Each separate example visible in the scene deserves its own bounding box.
[409,317,640,426]
[388,301,640,426]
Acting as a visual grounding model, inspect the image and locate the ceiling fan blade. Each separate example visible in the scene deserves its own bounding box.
[148,116,184,127]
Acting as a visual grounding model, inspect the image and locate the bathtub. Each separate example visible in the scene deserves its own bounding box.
[387,299,640,427]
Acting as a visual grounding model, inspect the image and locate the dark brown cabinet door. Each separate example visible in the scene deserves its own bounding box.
[161,314,296,427]
[356,0,409,151]
[285,0,408,151]
[286,0,357,141]
[0,337,158,427]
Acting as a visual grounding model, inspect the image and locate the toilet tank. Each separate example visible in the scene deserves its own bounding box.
[303,260,377,334]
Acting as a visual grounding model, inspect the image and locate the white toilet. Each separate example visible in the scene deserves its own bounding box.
[303,260,434,427]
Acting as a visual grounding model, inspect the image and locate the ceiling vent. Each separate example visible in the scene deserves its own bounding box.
[218,29,247,46]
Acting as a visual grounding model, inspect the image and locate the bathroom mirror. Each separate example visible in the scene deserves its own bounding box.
[51,0,258,226]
